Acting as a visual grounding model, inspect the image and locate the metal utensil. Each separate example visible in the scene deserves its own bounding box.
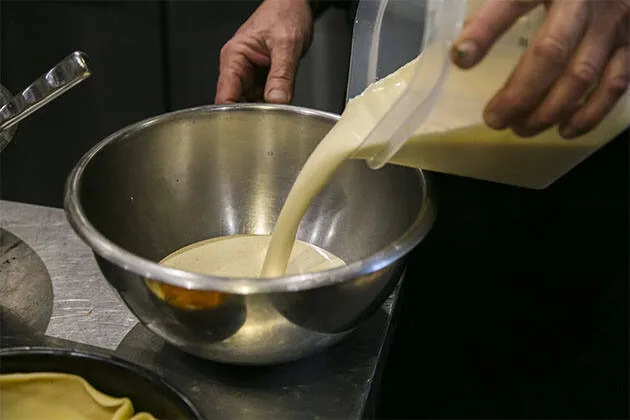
[0,51,91,151]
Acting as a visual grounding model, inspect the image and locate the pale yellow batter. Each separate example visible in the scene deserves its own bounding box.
[361,45,630,189]
[261,31,629,277]
[160,234,344,277]
[160,8,628,282]
[0,373,156,420]
[146,235,345,309]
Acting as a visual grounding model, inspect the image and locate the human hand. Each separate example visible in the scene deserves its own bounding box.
[215,0,313,104]
[452,0,630,139]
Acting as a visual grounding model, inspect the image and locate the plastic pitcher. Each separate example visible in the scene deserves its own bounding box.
[346,0,630,189]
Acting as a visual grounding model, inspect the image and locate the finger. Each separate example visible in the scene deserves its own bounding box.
[215,70,244,104]
[215,40,268,104]
[452,0,542,69]
[264,37,302,104]
[560,45,630,139]
[215,43,246,104]
[514,13,617,137]
[483,0,589,130]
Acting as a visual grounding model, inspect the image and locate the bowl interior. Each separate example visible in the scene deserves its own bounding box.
[77,106,426,273]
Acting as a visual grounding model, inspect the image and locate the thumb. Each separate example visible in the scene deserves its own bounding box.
[451,0,541,69]
[264,39,302,104]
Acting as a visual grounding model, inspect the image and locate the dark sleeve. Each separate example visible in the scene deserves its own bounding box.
[309,0,358,21]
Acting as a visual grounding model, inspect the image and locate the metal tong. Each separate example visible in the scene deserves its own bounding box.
[0,51,91,152]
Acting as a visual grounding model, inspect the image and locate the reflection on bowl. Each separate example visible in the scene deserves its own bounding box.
[145,279,226,310]
[64,104,436,365]
[144,278,247,344]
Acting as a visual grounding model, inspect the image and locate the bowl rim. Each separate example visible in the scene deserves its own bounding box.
[64,103,436,294]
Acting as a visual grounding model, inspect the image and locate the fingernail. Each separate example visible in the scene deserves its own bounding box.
[266,89,289,104]
[484,110,506,130]
[453,40,479,68]
[560,125,578,139]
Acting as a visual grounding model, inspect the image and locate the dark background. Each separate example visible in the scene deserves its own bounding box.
[379,135,629,418]
[0,0,352,206]
[2,1,628,418]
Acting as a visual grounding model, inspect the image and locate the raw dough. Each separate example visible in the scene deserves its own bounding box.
[0,372,156,420]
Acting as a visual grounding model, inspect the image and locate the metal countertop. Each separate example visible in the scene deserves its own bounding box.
[0,199,401,419]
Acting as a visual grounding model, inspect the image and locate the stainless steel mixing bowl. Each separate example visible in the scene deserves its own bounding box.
[64,104,436,365]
